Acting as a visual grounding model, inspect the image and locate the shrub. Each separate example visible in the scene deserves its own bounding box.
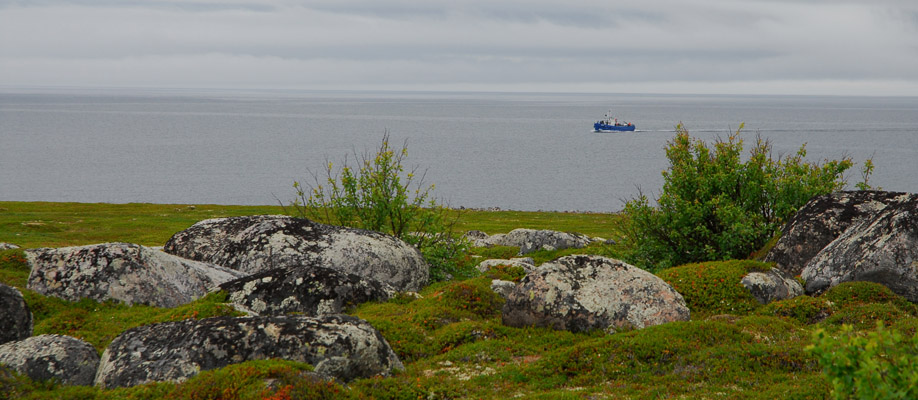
[621,124,854,270]
[286,132,467,282]
[808,323,918,399]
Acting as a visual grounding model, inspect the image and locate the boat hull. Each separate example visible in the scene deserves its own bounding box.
[593,122,636,132]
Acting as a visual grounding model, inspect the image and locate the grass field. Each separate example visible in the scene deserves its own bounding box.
[1,201,914,399]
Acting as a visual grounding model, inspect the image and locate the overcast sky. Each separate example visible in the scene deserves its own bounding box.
[2,0,918,95]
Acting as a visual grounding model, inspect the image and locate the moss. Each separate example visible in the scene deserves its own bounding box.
[820,303,914,331]
[757,295,835,325]
[656,260,771,317]
[0,249,30,289]
[823,281,918,315]
[24,290,243,353]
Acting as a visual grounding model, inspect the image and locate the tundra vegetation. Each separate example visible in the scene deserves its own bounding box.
[0,128,910,399]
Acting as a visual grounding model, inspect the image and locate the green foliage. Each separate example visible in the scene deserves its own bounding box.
[823,281,918,315]
[0,249,30,288]
[808,323,918,400]
[656,260,771,317]
[855,156,881,191]
[621,124,854,270]
[287,132,466,282]
[759,295,836,325]
[23,290,242,353]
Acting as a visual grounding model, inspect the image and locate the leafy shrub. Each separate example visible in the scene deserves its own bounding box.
[808,323,918,400]
[287,132,466,282]
[621,124,854,270]
[656,260,771,316]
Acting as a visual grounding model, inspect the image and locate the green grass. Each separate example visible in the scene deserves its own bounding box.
[1,201,914,399]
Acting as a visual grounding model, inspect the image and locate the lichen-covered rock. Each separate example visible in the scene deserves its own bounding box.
[26,243,244,308]
[463,230,493,247]
[764,191,910,276]
[475,257,536,273]
[502,255,689,333]
[0,335,99,386]
[164,215,428,292]
[491,229,592,255]
[802,194,918,301]
[0,283,32,345]
[0,243,20,250]
[94,314,403,388]
[220,263,394,316]
[490,279,516,299]
[741,268,803,304]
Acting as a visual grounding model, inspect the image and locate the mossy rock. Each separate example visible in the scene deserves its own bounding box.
[656,260,772,317]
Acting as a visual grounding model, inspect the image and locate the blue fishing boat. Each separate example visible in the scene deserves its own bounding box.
[594,110,635,132]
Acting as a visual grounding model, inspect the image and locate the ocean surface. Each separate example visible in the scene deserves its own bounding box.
[1,88,916,212]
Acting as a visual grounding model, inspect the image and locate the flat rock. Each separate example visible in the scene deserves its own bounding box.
[502,255,690,333]
[0,334,99,386]
[0,283,32,345]
[220,263,394,316]
[741,268,803,304]
[764,191,910,276]
[0,243,20,250]
[164,215,428,292]
[94,314,403,388]
[26,243,244,308]
[491,229,593,255]
[475,257,536,274]
[802,193,918,301]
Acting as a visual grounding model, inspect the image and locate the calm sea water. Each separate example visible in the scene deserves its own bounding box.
[1,88,916,212]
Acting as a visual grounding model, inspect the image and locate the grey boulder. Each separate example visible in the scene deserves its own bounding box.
[475,257,536,274]
[164,215,428,292]
[220,263,394,316]
[765,191,910,276]
[490,279,517,299]
[802,193,918,301]
[741,268,803,304]
[26,243,244,308]
[491,229,592,255]
[0,243,20,250]
[0,283,32,345]
[502,255,690,333]
[94,314,403,388]
[0,334,100,386]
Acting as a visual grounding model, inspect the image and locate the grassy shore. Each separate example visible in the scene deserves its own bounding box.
[2,201,915,399]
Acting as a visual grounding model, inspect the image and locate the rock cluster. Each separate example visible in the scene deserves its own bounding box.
[465,229,594,255]
[164,215,428,292]
[766,191,918,301]
[502,255,690,333]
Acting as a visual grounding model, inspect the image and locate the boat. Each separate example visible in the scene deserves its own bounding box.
[593,110,635,132]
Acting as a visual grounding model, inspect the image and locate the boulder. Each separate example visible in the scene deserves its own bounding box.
[490,279,516,299]
[94,314,403,388]
[463,230,493,247]
[0,243,20,250]
[741,268,803,304]
[0,283,32,345]
[163,215,428,292]
[26,243,244,308]
[220,263,394,316]
[475,257,536,274]
[491,229,592,255]
[502,255,690,333]
[764,191,910,276]
[0,335,99,386]
[802,194,918,301]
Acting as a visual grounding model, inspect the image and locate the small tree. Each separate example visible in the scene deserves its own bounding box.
[287,132,468,282]
[621,123,853,270]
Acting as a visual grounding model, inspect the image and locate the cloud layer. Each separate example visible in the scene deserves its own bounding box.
[2,0,918,95]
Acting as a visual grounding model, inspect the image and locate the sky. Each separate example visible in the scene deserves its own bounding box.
[2,0,918,96]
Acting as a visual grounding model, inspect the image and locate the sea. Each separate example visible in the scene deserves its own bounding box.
[1,87,916,212]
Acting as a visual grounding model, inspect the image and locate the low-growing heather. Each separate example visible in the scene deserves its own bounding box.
[656,260,771,317]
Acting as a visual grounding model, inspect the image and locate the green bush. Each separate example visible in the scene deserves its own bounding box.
[621,124,854,270]
[287,132,467,282]
[808,323,918,399]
